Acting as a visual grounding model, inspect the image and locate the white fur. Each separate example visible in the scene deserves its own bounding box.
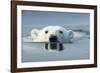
[31,26,74,43]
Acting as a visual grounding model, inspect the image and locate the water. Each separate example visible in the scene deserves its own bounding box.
[22,29,90,62]
[22,10,90,62]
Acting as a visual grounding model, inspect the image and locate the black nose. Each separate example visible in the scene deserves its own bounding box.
[49,35,57,42]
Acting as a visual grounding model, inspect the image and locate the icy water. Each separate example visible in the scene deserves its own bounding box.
[22,10,90,62]
[22,27,90,62]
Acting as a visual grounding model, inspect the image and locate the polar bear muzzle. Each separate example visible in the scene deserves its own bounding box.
[44,35,64,52]
[45,43,63,52]
[49,35,57,42]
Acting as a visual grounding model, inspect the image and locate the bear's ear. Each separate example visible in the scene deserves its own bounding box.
[31,29,39,39]
[68,30,74,39]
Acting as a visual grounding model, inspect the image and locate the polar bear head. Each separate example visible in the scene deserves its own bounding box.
[31,26,73,43]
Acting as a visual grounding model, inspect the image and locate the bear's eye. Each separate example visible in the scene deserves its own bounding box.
[59,31,63,34]
[45,30,48,34]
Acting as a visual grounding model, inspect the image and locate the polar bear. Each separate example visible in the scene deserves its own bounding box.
[31,26,74,43]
